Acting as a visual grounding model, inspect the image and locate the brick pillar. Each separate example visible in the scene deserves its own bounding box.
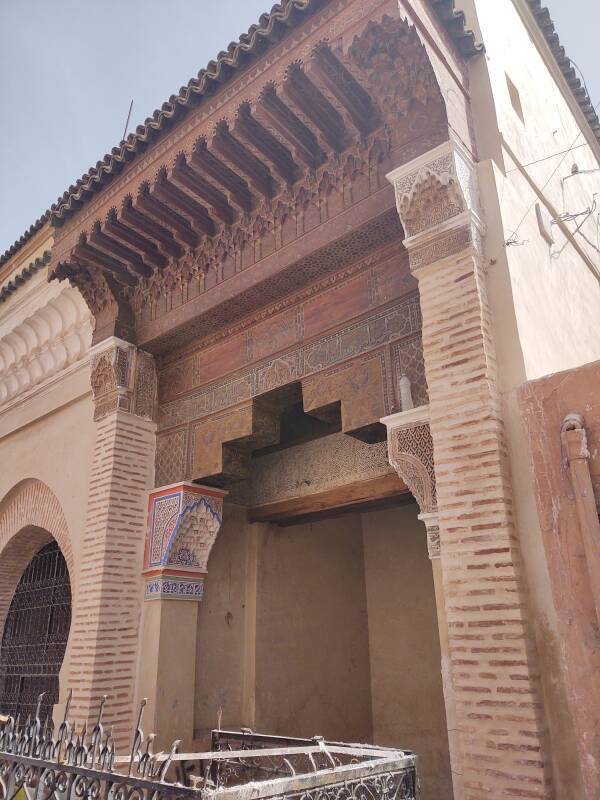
[65,337,157,751]
[382,405,463,799]
[386,138,552,799]
[137,482,226,749]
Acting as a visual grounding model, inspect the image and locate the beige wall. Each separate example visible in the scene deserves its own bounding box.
[194,501,450,798]
[0,386,96,706]
[254,513,373,744]
[468,0,600,382]
[362,504,451,799]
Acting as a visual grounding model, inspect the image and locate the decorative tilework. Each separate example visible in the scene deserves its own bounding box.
[143,483,225,602]
[144,575,205,601]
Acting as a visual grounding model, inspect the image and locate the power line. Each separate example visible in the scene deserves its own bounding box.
[506,142,588,173]
[505,100,600,246]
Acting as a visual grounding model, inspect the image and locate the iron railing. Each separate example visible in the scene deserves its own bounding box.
[0,694,418,800]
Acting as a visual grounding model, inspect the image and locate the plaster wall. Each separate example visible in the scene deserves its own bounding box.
[0,388,96,708]
[193,501,450,798]
[254,513,373,743]
[194,503,259,742]
[519,359,600,796]
[470,0,600,380]
[361,504,452,800]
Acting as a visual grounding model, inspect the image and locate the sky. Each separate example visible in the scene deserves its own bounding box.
[1,0,598,255]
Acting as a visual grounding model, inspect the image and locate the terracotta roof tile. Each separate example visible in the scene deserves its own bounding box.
[2,0,595,267]
[0,251,51,303]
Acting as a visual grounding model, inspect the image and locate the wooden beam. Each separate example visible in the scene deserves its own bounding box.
[283,64,349,153]
[192,138,254,213]
[249,472,409,523]
[212,121,277,199]
[235,103,300,185]
[253,84,325,170]
[171,154,235,225]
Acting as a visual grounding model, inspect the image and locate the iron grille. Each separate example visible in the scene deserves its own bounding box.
[0,541,71,721]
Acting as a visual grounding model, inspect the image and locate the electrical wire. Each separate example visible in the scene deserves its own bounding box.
[505,100,600,246]
[506,142,589,173]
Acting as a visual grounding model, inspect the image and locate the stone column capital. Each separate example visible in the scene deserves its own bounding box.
[418,511,441,560]
[381,406,437,519]
[386,135,485,273]
[89,337,157,421]
[143,482,227,601]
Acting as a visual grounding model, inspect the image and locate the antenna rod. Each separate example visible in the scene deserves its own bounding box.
[122,99,134,142]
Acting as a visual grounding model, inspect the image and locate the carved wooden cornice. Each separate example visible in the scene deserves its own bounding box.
[48,13,445,338]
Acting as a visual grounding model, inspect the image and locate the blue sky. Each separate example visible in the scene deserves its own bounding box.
[1,0,597,253]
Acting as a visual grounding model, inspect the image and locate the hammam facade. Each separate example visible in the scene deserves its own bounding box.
[1,1,600,798]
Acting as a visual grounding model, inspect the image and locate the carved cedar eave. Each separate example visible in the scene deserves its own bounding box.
[47,14,446,344]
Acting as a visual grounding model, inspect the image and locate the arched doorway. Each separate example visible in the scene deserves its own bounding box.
[0,540,71,720]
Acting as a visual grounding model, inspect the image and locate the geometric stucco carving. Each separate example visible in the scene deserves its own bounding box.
[0,276,92,408]
[90,337,157,421]
[387,135,484,272]
[143,483,226,601]
[381,406,438,557]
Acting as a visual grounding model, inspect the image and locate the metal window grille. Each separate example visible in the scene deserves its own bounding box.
[0,541,71,721]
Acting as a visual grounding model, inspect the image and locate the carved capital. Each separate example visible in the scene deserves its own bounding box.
[143,483,226,601]
[90,337,157,421]
[419,511,440,560]
[381,406,436,515]
[387,137,484,272]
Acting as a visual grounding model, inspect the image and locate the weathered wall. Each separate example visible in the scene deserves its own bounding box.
[194,503,259,741]
[254,513,373,743]
[362,504,451,799]
[193,500,451,798]
[519,359,600,797]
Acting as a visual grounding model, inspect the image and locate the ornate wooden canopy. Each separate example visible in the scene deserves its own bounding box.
[48,8,447,346]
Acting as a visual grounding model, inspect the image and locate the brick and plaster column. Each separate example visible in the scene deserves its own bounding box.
[137,482,226,749]
[381,406,463,800]
[386,138,552,799]
[64,337,157,751]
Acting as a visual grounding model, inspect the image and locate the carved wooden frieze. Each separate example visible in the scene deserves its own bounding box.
[159,293,421,431]
[250,432,397,508]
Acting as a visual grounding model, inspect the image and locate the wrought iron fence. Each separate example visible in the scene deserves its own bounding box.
[0,693,418,800]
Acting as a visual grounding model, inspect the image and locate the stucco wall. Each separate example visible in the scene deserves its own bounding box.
[470,0,600,381]
[0,386,96,707]
[362,504,451,800]
[254,513,373,743]
[194,502,450,797]
[519,359,600,796]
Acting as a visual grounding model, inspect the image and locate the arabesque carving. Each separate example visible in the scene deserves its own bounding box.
[144,483,226,600]
[387,420,436,514]
[387,138,484,270]
[90,339,156,421]
[348,15,442,116]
